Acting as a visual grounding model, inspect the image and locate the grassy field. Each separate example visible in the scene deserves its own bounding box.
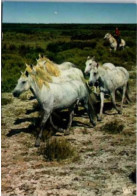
[2,23,136,92]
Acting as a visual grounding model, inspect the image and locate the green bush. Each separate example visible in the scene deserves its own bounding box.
[2,23,136,92]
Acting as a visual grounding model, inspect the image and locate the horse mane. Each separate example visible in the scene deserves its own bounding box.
[35,66,52,82]
[25,64,52,89]
[45,61,60,77]
[38,56,61,77]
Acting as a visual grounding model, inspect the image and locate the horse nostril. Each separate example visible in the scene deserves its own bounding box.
[84,72,90,77]
[88,81,93,86]
[13,91,19,97]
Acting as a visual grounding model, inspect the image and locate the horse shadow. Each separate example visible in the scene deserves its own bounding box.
[7,106,93,139]
[7,101,120,139]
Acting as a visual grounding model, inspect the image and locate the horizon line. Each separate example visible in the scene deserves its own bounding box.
[2,0,137,3]
[2,22,137,24]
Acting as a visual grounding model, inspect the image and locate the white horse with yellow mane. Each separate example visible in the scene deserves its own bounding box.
[13,65,97,147]
[35,55,84,82]
[37,54,75,70]
[104,33,126,51]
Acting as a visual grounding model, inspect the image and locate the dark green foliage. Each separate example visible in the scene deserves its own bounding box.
[1,97,13,105]
[47,40,96,53]
[2,23,136,92]
[44,137,77,161]
[101,120,124,134]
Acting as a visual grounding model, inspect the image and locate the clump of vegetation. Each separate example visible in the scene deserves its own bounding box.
[1,97,13,105]
[2,23,136,92]
[101,120,124,134]
[43,137,78,162]
[19,91,32,101]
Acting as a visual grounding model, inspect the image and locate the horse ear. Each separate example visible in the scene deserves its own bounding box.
[87,56,91,60]
[20,71,23,75]
[39,54,41,58]
[96,63,99,68]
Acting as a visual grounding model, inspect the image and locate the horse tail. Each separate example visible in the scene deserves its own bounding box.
[85,82,98,120]
[125,82,132,103]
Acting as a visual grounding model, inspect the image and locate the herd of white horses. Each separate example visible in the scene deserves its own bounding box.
[13,34,129,147]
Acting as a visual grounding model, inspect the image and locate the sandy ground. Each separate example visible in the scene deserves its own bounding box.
[1,75,136,196]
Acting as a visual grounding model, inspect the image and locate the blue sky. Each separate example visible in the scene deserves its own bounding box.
[2,2,136,23]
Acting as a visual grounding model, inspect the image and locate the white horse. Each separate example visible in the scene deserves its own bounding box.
[84,56,116,75]
[104,33,126,51]
[37,54,76,70]
[13,67,96,147]
[88,63,130,120]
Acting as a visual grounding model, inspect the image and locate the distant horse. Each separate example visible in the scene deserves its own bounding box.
[13,65,96,147]
[37,54,76,70]
[104,33,126,51]
[88,63,130,120]
[84,56,116,75]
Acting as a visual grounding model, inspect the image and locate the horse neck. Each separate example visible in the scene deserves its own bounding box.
[109,35,116,43]
[98,66,107,79]
[28,75,41,98]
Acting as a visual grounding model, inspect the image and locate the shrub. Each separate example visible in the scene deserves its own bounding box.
[101,120,124,134]
[47,41,96,53]
[44,137,77,161]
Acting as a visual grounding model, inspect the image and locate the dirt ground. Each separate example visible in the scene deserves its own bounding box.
[1,73,136,196]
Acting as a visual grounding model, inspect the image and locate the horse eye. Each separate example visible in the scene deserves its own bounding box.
[89,63,92,66]
[94,72,97,76]
[22,81,26,84]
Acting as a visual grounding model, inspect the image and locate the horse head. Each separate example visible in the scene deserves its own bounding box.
[84,56,97,76]
[88,63,99,87]
[104,33,111,40]
[13,69,30,98]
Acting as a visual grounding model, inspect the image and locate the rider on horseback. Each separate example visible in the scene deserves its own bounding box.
[114,27,121,49]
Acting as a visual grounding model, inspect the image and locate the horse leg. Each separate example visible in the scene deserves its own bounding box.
[64,99,79,135]
[35,111,51,147]
[83,100,96,127]
[50,115,64,133]
[121,85,127,109]
[98,92,104,121]
[114,45,117,51]
[125,83,132,103]
[111,92,122,114]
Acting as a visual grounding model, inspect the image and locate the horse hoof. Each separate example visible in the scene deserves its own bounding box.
[35,138,40,147]
[97,116,102,121]
[118,110,122,114]
[92,121,96,127]
[64,130,70,136]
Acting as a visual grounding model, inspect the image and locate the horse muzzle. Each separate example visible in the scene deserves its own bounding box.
[13,91,20,98]
[84,72,90,77]
[88,81,94,87]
